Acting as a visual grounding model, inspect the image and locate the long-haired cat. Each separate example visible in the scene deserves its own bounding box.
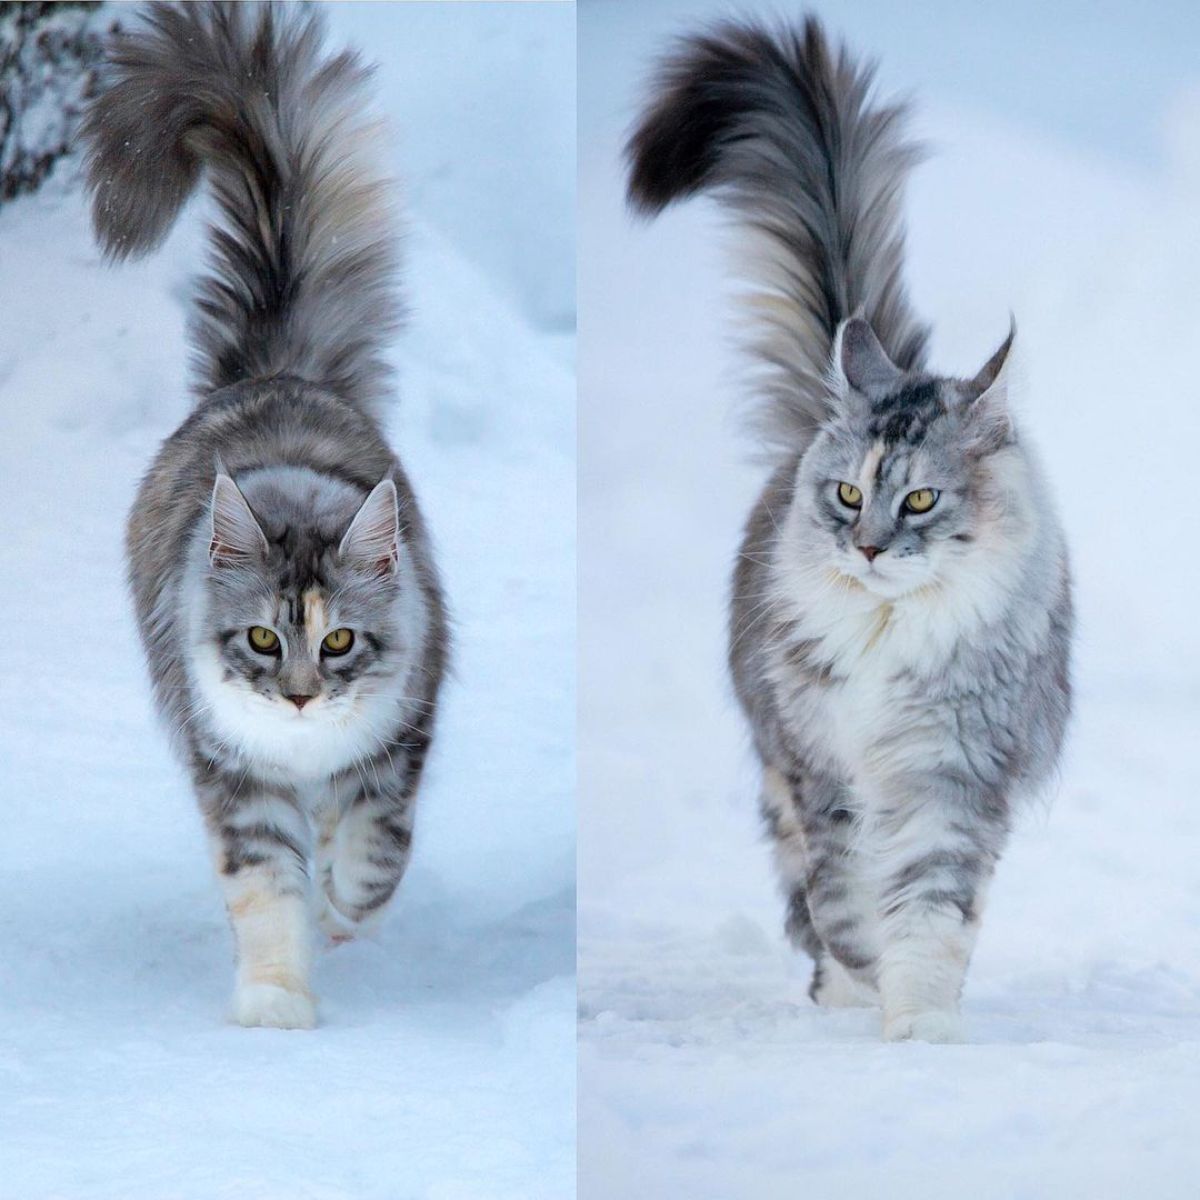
[627,17,1072,1041]
[82,2,448,1028]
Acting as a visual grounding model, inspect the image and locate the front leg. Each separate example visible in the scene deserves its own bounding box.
[869,771,1006,1043]
[195,762,316,1029]
[318,734,426,939]
[764,766,881,1006]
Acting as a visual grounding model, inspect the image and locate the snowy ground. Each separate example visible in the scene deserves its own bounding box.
[0,4,574,1198]
[579,2,1200,1197]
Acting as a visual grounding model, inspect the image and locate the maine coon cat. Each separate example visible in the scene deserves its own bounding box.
[81,2,448,1028]
[627,17,1072,1041]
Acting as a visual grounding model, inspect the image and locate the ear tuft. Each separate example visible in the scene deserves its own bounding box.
[339,479,400,577]
[832,317,904,396]
[209,474,268,567]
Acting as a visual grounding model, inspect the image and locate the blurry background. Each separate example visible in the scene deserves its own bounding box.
[0,4,574,1198]
[579,1,1200,1196]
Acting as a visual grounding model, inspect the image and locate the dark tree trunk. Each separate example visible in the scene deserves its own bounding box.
[0,1,116,203]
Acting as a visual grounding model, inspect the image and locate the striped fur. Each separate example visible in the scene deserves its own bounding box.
[82,3,448,1028]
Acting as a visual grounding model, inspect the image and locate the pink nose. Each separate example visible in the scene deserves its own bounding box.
[286,693,314,710]
[859,545,882,563]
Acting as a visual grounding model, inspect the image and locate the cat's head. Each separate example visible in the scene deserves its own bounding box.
[188,467,420,770]
[789,317,1025,600]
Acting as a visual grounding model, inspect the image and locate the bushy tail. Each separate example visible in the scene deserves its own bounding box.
[82,2,398,415]
[627,16,929,450]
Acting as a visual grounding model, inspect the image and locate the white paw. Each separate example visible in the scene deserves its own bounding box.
[883,1008,963,1043]
[232,982,317,1030]
[315,893,359,944]
[813,958,877,1009]
[315,889,388,945]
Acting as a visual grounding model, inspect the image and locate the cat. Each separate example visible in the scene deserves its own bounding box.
[626,17,1072,1041]
[81,2,448,1029]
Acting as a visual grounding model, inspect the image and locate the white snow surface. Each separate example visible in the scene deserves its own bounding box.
[0,4,574,1198]
[579,2,1200,1197]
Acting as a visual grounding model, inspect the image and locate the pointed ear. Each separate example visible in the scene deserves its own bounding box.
[962,318,1017,454]
[832,317,904,396]
[339,479,400,576]
[967,316,1016,400]
[209,473,268,567]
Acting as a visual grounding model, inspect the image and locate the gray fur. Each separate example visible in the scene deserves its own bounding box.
[82,2,447,1026]
[631,17,1072,1039]
[82,1,399,415]
[626,15,929,455]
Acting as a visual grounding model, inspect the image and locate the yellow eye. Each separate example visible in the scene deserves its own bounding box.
[837,482,863,508]
[904,488,939,514]
[322,628,354,655]
[248,626,280,653]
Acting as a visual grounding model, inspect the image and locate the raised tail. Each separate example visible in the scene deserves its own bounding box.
[81,1,399,415]
[626,16,929,450]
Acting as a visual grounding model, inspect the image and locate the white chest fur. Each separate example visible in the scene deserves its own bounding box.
[769,545,1026,791]
[188,642,409,783]
[790,592,942,780]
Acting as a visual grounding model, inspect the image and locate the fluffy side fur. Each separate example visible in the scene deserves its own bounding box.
[82,1,398,415]
[627,16,929,454]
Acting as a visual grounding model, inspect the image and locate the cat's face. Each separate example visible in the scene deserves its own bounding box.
[788,319,1018,601]
[188,470,420,775]
[207,544,398,720]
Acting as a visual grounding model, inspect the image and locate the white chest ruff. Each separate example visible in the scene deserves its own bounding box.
[813,608,937,782]
[771,565,1002,788]
[188,643,406,783]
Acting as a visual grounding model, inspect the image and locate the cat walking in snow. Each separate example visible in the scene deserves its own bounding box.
[627,17,1072,1041]
[82,2,448,1028]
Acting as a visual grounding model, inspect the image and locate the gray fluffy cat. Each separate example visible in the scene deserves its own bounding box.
[627,18,1071,1041]
[82,2,448,1028]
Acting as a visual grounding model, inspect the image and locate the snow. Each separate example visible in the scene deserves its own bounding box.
[0,5,114,195]
[579,1,1200,1196]
[0,4,574,1198]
